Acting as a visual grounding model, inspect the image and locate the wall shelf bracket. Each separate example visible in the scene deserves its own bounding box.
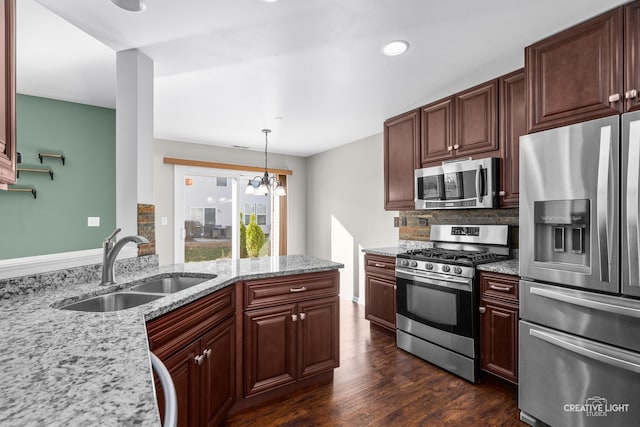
[39,153,65,165]
[17,167,54,180]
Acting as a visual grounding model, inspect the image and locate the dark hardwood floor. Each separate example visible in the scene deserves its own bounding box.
[224,300,524,427]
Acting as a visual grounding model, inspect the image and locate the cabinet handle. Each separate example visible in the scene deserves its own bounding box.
[479,307,486,314]
[300,313,306,321]
[291,314,298,322]
[489,284,511,292]
[374,263,386,268]
[453,144,459,150]
[194,355,204,365]
[203,349,212,359]
[626,89,638,99]
[609,93,621,103]
[289,287,307,293]
[447,146,453,151]
[498,190,506,196]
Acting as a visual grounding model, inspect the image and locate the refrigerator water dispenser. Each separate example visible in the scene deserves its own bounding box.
[534,200,590,266]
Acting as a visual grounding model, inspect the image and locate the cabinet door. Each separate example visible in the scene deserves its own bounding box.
[499,69,525,207]
[384,109,420,210]
[479,298,519,384]
[297,296,340,380]
[455,79,498,157]
[526,6,623,132]
[155,340,201,427]
[201,317,236,427]
[0,0,15,188]
[420,96,454,165]
[626,1,640,112]
[244,304,297,397]
[364,274,396,332]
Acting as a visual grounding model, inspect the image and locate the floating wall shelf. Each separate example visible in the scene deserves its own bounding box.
[39,153,65,165]
[17,167,53,180]
[7,186,37,199]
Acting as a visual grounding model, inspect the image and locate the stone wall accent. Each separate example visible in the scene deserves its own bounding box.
[137,204,156,256]
[399,208,519,247]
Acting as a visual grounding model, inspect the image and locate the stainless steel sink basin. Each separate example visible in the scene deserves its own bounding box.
[128,275,212,294]
[60,292,163,312]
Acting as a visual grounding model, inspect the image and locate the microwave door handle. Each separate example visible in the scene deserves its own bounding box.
[597,125,612,282]
[627,120,640,289]
[475,164,483,204]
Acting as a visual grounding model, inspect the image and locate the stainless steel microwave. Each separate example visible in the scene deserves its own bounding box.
[414,157,498,210]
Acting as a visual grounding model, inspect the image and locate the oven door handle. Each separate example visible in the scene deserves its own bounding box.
[396,269,472,292]
[530,328,640,374]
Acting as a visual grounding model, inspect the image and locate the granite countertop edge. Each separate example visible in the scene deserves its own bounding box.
[0,255,343,426]
[476,259,520,276]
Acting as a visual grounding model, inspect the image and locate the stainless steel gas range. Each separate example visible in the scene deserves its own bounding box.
[395,224,511,382]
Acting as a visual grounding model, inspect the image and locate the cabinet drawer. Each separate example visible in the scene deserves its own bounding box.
[364,254,396,277]
[479,272,519,302]
[147,286,235,358]
[244,270,339,310]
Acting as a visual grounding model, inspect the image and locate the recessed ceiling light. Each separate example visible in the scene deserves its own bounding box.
[382,40,409,56]
[111,0,146,12]
[261,0,279,2]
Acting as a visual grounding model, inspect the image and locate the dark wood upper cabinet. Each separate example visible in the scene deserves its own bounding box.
[420,79,498,167]
[626,1,640,112]
[420,97,454,165]
[455,79,499,157]
[384,109,420,210]
[499,69,526,208]
[526,5,624,132]
[0,0,16,189]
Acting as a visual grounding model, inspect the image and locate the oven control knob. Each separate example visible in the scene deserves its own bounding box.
[425,263,434,270]
[410,261,418,267]
[453,266,462,275]
[442,265,450,273]
[400,259,409,267]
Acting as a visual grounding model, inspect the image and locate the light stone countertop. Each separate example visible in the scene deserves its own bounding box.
[0,255,343,426]
[476,259,520,276]
[361,247,402,257]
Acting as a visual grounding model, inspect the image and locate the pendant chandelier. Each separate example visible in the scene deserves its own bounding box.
[245,129,286,196]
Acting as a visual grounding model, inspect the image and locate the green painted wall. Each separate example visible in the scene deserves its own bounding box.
[0,94,116,259]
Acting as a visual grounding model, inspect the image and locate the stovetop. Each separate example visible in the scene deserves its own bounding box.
[398,248,510,267]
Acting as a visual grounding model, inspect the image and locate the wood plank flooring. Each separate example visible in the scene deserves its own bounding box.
[224,300,524,427]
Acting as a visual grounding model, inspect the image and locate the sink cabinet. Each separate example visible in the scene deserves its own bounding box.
[0,0,16,189]
[147,286,236,427]
[240,270,340,403]
[478,271,519,384]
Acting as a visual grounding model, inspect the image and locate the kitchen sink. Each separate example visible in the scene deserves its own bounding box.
[127,275,213,294]
[60,292,163,312]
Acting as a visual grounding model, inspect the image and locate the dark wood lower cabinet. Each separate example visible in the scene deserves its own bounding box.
[364,254,396,335]
[147,287,236,427]
[479,272,519,385]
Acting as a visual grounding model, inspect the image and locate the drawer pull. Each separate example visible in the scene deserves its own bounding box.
[374,263,386,268]
[289,287,307,293]
[489,284,511,292]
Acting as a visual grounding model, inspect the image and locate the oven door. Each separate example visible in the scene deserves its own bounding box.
[396,268,474,338]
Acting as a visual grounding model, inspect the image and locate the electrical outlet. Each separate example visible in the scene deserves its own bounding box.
[161,216,168,226]
[88,217,100,227]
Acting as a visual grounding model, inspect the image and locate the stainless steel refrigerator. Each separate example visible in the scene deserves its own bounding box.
[519,112,640,427]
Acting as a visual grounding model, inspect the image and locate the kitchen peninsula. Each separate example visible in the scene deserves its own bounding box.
[0,255,342,426]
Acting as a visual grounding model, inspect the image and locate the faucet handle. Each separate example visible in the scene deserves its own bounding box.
[105,228,121,242]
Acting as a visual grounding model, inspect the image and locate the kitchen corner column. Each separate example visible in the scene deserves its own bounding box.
[115,49,154,237]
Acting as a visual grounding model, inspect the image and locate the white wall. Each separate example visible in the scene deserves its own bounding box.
[153,138,307,266]
[306,133,397,301]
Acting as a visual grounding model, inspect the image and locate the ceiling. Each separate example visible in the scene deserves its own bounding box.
[18,0,627,157]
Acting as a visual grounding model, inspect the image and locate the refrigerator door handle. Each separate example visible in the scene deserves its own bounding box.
[529,328,640,374]
[626,120,640,289]
[597,125,612,282]
[530,286,640,319]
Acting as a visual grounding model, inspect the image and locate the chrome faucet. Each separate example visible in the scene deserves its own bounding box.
[101,228,149,285]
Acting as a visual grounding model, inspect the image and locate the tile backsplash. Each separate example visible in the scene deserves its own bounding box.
[398,208,519,248]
